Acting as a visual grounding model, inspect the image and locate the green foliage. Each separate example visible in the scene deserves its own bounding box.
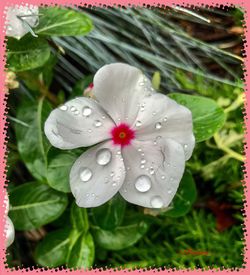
[67,233,95,269]
[7,36,50,72]
[47,148,82,193]
[92,194,126,230]
[162,170,197,218]
[35,228,71,267]
[9,182,68,230]
[169,93,226,142]
[70,202,89,233]
[15,97,52,182]
[92,220,149,251]
[35,7,93,36]
[6,6,244,271]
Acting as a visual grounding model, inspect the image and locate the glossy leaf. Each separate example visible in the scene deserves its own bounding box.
[7,36,50,72]
[15,97,52,182]
[47,148,82,193]
[67,233,95,269]
[35,7,93,36]
[92,194,126,230]
[92,221,149,251]
[162,171,197,218]
[70,202,89,234]
[169,93,226,142]
[35,228,71,267]
[9,182,68,230]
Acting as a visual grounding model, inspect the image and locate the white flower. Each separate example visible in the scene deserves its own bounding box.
[5,5,39,39]
[45,63,195,208]
[5,195,15,247]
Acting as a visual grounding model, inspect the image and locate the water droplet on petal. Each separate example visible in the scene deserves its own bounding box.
[167,189,173,194]
[135,175,152,192]
[110,171,114,177]
[138,148,142,152]
[163,117,168,122]
[82,106,92,117]
[139,82,144,86]
[94,120,102,128]
[136,121,142,127]
[112,182,117,187]
[161,175,166,180]
[80,168,92,182]
[96,148,112,166]
[151,196,164,208]
[152,111,156,116]
[140,165,145,169]
[70,106,77,112]
[141,159,146,164]
[155,122,162,130]
[88,129,92,133]
[184,144,188,150]
[59,105,68,111]
[149,167,155,175]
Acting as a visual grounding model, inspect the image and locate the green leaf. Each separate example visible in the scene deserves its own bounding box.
[15,97,52,182]
[168,93,226,142]
[47,148,82,193]
[92,221,149,251]
[7,36,50,72]
[152,71,161,90]
[67,233,95,269]
[69,76,93,99]
[162,171,197,218]
[35,7,93,36]
[9,182,68,230]
[92,194,126,230]
[70,202,89,234]
[35,228,70,267]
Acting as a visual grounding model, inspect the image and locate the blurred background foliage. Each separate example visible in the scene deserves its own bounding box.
[5,5,245,270]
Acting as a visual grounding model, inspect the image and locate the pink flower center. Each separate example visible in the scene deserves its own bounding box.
[111,123,135,147]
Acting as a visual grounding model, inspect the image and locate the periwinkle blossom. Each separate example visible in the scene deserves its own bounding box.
[5,195,15,247]
[5,5,39,39]
[45,63,195,209]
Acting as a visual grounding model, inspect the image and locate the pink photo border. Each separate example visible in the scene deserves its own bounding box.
[0,0,248,274]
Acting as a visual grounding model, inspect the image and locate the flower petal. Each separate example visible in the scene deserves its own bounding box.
[93,63,155,125]
[6,216,15,247]
[6,5,39,39]
[133,93,195,160]
[119,138,185,208]
[70,141,126,207]
[45,97,115,149]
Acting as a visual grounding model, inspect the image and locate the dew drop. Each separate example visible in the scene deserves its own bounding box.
[151,196,164,208]
[184,144,188,150]
[102,115,106,119]
[152,111,156,116]
[96,148,112,166]
[138,148,142,152]
[70,106,77,112]
[161,175,166,180]
[136,121,142,127]
[110,171,115,177]
[88,129,92,133]
[59,105,68,111]
[167,189,173,194]
[82,106,92,117]
[155,122,162,130]
[141,159,146,164]
[80,168,92,182]
[94,120,102,128]
[112,182,117,187]
[163,117,168,122]
[140,165,145,169]
[135,175,152,192]
[139,82,144,86]
[149,167,155,175]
